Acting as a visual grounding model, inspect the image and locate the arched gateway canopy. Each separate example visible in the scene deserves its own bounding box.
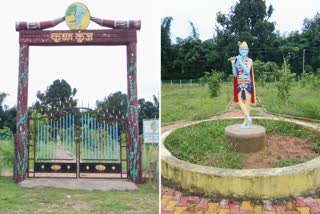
[15,3,142,184]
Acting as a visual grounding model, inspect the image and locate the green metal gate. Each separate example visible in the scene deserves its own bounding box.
[27,108,127,179]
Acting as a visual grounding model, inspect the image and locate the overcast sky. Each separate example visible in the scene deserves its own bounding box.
[162,0,320,41]
[0,0,160,108]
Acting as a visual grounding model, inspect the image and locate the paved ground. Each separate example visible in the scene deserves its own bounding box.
[162,187,320,214]
[19,178,138,191]
[161,101,320,214]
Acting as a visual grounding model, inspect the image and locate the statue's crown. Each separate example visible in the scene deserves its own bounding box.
[238,41,249,50]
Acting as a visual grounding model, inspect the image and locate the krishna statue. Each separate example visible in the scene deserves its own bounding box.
[229,41,256,129]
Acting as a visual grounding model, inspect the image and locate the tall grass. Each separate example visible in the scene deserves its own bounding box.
[142,144,159,184]
[0,140,14,175]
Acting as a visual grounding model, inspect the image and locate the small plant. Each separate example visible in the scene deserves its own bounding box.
[205,70,223,97]
[300,70,311,88]
[275,64,296,103]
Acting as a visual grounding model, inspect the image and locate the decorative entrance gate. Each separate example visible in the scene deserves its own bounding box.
[15,3,142,183]
[28,108,127,178]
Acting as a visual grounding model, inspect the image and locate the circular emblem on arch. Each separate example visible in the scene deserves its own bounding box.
[65,2,90,30]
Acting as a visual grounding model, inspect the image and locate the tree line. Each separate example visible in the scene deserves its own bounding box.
[161,0,320,80]
[0,80,159,136]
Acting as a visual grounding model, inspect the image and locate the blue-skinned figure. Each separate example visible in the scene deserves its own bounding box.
[75,6,85,29]
[229,41,256,129]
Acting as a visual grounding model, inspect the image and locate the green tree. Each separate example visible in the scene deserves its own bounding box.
[96,92,159,135]
[215,0,276,74]
[302,13,320,73]
[188,21,199,40]
[173,36,211,79]
[1,107,17,134]
[138,97,159,134]
[34,79,77,114]
[139,97,159,120]
[0,93,16,134]
[161,17,175,80]
[96,91,128,117]
[0,93,7,124]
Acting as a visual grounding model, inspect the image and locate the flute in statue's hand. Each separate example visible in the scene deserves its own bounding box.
[228,56,237,65]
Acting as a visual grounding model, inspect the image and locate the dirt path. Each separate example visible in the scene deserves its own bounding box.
[54,145,75,160]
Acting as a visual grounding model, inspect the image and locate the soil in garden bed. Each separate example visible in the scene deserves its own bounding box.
[241,135,317,169]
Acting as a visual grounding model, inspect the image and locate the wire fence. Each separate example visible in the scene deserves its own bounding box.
[161,79,205,87]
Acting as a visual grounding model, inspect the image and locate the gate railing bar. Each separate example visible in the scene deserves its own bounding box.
[33,121,36,178]
[80,159,120,161]
[35,159,75,161]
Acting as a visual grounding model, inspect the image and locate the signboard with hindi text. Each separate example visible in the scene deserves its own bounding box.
[143,119,159,144]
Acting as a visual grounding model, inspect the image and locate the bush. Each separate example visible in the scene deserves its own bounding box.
[310,74,320,89]
[301,71,320,89]
[205,70,223,97]
[253,60,278,83]
[0,127,13,142]
[299,101,320,120]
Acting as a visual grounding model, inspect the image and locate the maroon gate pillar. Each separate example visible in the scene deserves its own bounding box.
[127,42,142,183]
[14,44,29,183]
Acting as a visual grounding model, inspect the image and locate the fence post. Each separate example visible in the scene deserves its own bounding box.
[180,80,182,88]
[170,80,172,87]
[190,79,192,87]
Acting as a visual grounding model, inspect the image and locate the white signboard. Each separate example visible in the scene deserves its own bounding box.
[143,119,159,144]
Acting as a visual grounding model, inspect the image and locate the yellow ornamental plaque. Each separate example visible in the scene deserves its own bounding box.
[51,165,61,171]
[65,2,90,30]
[95,165,106,172]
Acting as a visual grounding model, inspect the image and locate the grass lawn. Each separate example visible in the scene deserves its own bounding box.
[161,81,320,124]
[164,119,320,169]
[0,139,159,213]
[161,84,232,125]
[257,82,320,120]
[0,178,158,214]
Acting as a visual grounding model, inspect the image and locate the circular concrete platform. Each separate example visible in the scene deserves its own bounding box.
[225,124,266,153]
[161,118,320,199]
